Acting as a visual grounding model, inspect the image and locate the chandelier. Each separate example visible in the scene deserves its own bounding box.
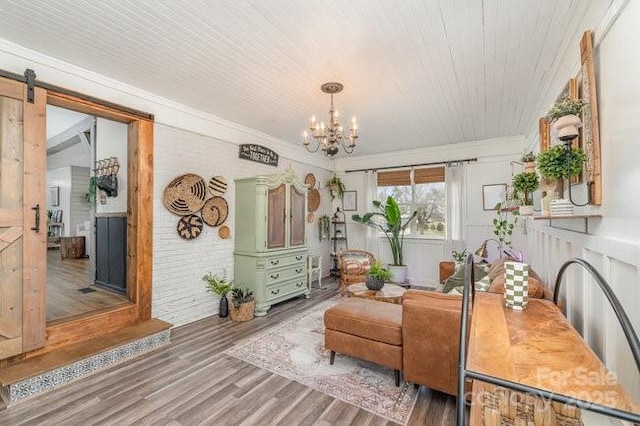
[302,82,359,157]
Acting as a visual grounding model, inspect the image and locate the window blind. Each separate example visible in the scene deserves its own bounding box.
[414,166,445,184]
[377,169,411,187]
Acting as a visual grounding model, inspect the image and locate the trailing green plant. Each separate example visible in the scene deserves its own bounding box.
[493,202,519,251]
[521,152,536,163]
[230,287,254,308]
[512,172,540,206]
[367,260,392,281]
[537,145,585,180]
[327,175,346,200]
[547,97,587,121]
[84,176,98,205]
[202,271,233,297]
[318,215,330,240]
[352,196,417,266]
[451,249,468,263]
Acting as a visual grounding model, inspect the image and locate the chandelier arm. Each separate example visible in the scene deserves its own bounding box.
[304,139,321,154]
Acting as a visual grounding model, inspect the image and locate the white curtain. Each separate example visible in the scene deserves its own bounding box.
[363,170,379,254]
[445,163,466,255]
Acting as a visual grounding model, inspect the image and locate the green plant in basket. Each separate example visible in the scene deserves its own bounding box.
[230,287,254,308]
[537,145,585,181]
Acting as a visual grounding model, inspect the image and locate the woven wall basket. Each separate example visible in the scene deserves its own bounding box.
[201,196,229,227]
[230,300,255,321]
[163,174,208,216]
[308,188,320,212]
[176,214,203,240]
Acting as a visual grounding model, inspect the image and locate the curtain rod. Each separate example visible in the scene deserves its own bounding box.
[0,68,154,121]
[344,157,478,173]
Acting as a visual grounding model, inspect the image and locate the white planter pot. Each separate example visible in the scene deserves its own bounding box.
[518,205,534,216]
[388,265,408,284]
[553,114,582,140]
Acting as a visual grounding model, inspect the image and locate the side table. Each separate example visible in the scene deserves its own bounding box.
[346,283,406,305]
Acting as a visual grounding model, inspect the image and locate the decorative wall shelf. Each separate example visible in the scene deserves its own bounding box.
[532,214,602,234]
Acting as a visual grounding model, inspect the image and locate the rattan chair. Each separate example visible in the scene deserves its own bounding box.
[337,249,376,295]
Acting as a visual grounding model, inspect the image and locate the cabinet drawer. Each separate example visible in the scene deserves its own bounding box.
[266,264,306,286]
[266,278,307,301]
[266,252,306,270]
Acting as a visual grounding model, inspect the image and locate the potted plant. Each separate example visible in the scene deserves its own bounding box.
[229,287,255,321]
[85,176,98,205]
[547,97,587,141]
[203,271,233,318]
[365,260,392,291]
[536,145,585,198]
[327,175,345,200]
[521,152,537,173]
[451,249,468,270]
[512,172,539,216]
[493,202,519,255]
[352,196,417,283]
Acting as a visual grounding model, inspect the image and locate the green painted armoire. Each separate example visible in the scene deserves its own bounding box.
[234,168,309,316]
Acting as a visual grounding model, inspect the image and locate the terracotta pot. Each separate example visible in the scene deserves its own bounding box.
[553,114,581,140]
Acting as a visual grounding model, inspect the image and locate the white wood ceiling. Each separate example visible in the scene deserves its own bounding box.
[0,0,601,156]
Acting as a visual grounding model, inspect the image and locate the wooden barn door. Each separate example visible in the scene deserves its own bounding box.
[0,76,46,360]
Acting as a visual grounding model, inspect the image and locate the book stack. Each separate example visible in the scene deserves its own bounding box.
[549,199,573,217]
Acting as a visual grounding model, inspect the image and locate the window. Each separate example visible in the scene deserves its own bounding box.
[377,167,446,238]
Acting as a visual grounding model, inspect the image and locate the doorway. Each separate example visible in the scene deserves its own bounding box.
[45,105,130,323]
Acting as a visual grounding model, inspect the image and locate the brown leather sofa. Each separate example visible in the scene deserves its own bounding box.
[401,260,554,396]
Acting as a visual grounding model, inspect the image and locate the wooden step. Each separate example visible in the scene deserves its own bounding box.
[0,319,171,406]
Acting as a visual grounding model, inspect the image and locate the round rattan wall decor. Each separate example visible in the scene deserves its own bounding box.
[208,175,228,197]
[304,173,316,188]
[163,174,207,216]
[308,188,321,212]
[201,196,229,227]
[177,214,203,240]
[218,225,231,239]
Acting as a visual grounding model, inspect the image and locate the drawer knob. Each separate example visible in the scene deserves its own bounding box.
[270,259,280,265]
[270,273,280,280]
[295,255,303,260]
[271,288,280,295]
[296,282,304,287]
[295,268,302,274]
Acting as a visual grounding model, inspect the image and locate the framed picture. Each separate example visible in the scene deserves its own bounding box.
[342,191,357,211]
[50,186,60,207]
[482,184,507,211]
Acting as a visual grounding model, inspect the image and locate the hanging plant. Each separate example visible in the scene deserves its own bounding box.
[84,176,98,206]
[512,172,539,206]
[537,146,585,181]
[327,175,345,200]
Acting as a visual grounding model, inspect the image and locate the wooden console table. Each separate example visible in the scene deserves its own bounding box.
[463,292,639,424]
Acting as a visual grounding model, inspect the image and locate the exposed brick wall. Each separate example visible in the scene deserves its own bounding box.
[152,124,333,326]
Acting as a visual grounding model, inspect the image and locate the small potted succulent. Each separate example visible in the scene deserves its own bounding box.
[512,172,540,215]
[547,97,587,141]
[521,152,537,173]
[203,271,233,318]
[229,287,255,321]
[365,260,392,291]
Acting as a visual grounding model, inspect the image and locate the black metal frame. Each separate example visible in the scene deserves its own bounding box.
[456,256,640,425]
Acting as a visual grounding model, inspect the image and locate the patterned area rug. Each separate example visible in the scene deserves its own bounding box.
[226,297,418,425]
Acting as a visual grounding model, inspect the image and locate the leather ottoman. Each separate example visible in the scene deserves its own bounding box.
[324,297,403,386]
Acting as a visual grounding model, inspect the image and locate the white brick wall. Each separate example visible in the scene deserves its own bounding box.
[152,124,333,326]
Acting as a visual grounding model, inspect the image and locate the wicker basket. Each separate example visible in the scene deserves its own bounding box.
[480,383,583,426]
[230,300,255,322]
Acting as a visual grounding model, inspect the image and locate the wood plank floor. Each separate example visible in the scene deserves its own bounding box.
[47,250,129,322]
[0,281,460,425]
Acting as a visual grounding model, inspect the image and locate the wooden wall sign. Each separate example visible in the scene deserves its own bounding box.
[238,144,278,167]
